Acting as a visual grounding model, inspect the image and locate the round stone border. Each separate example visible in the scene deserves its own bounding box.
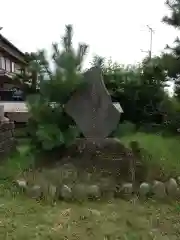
[15,177,180,202]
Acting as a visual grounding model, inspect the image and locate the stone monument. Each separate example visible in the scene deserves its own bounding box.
[65,67,138,183]
[65,67,123,139]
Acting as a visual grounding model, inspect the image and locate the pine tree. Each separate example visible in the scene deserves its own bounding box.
[163,0,180,28]
[163,0,180,99]
[27,25,88,150]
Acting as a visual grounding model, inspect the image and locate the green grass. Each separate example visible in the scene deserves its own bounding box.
[0,143,33,181]
[0,194,179,239]
[0,133,180,239]
[121,132,180,177]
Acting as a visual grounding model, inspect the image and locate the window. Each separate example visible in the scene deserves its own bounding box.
[11,62,15,72]
[15,63,21,73]
[5,58,11,72]
[0,57,5,69]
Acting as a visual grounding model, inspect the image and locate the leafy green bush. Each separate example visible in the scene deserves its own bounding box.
[26,25,88,151]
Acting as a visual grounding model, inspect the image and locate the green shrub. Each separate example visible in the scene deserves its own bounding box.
[26,25,88,151]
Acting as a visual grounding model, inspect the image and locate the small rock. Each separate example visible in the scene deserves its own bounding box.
[86,185,101,200]
[152,181,166,199]
[122,183,133,195]
[177,176,180,185]
[88,208,101,217]
[48,185,57,199]
[99,178,115,198]
[177,188,180,199]
[16,179,27,189]
[73,184,87,201]
[27,185,42,199]
[60,164,77,182]
[139,182,151,198]
[60,185,72,200]
[166,178,178,198]
[81,172,92,182]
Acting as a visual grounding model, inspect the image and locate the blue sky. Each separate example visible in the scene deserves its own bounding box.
[0,0,179,69]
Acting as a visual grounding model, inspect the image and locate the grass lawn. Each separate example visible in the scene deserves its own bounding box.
[0,194,180,239]
[121,132,180,177]
[1,132,180,239]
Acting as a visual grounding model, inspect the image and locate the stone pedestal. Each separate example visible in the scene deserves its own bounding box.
[0,105,16,159]
[0,105,9,123]
[0,105,4,120]
[64,138,137,182]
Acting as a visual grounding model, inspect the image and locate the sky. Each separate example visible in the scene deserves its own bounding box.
[0,0,179,68]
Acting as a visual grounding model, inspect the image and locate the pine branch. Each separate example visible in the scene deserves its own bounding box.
[163,0,180,28]
[76,44,88,70]
[37,50,53,80]
[52,43,60,62]
[62,24,73,52]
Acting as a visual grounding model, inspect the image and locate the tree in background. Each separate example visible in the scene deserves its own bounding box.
[15,17,180,138]
[13,52,40,94]
[162,0,180,100]
[91,55,168,127]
